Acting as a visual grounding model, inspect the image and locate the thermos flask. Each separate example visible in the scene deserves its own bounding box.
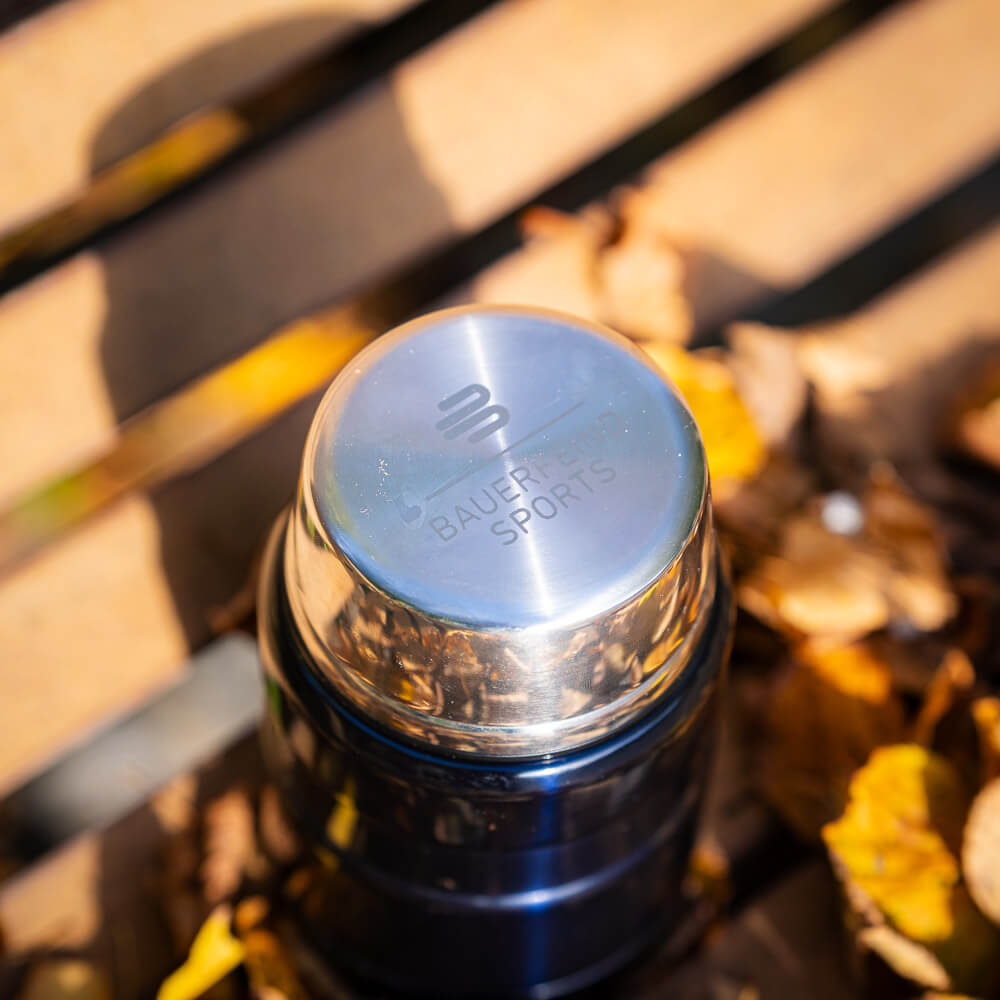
[258,306,731,997]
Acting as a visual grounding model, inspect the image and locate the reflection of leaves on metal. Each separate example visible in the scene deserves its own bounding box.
[156,905,245,1000]
[762,640,905,840]
[963,777,1000,928]
[823,745,1000,995]
[641,341,766,502]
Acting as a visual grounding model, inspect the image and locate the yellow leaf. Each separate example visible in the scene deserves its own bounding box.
[641,342,766,500]
[157,906,246,1000]
[823,746,999,994]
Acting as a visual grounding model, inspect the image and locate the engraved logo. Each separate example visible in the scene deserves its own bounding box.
[435,384,509,443]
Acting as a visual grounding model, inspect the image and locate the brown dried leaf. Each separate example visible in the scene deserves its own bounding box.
[594,185,693,344]
[962,778,1000,927]
[823,746,999,994]
[913,650,976,748]
[947,359,1000,473]
[971,699,1000,784]
[738,474,956,641]
[863,466,957,633]
[858,925,950,992]
[201,788,257,905]
[598,234,692,343]
[761,640,905,839]
[737,512,890,640]
[725,323,809,449]
[17,961,111,1000]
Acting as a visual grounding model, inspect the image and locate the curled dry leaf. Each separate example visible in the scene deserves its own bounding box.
[823,746,999,994]
[598,234,692,343]
[971,699,1000,784]
[594,185,692,344]
[962,778,1000,927]
[201,788,258,904]
[17,961,111,1000]
[157,906,245,1000]
[641,342,767,502]
[912,650,976,748]
[738,473,956,641]
[737,510,890,640]
[863,466,957,633]
[725,323,809,449]
[761,640,905,839]
[858,925,950,992]
[947,358,1000,473]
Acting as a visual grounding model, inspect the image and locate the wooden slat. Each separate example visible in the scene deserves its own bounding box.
[0,0,831,788]
[0,0,416,234]
[0,0,831,504]
[468,0,1000,328]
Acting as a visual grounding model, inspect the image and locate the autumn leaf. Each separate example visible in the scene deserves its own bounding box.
[157,906,246,1000]
[971,699,1000,784]
[738,474,956,641]
[947,358,1000,473]
[912,650,976,748]
[823,746,999,994]
[642,342,766,501]
[762,640,905,839]
[962,778,1000,927]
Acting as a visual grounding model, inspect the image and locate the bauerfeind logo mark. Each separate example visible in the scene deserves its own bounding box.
[389,383,510,525]
[435,383,510,443]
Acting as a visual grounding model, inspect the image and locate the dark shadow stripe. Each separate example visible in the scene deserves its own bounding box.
[0,0,63,35]
[360,0,905,321]
[0,0,498,294]
[0,634,260,872]
[745,151,1000,328]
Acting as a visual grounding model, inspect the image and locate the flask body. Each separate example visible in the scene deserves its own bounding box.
[259,519,730,998]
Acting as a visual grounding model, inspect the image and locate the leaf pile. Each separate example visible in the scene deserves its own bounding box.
[4,186,1000,1000]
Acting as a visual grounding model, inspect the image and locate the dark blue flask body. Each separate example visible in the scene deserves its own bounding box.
[259,539,730,998]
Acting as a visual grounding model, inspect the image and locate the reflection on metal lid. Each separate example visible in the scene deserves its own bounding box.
[285,305,716,757]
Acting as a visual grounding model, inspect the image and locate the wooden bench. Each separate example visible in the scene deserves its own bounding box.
[1,0,998,995]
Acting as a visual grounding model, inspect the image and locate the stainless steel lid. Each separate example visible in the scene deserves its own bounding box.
[284,305,716,757]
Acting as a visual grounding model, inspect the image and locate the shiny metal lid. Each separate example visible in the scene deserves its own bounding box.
[284,306,716,757]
